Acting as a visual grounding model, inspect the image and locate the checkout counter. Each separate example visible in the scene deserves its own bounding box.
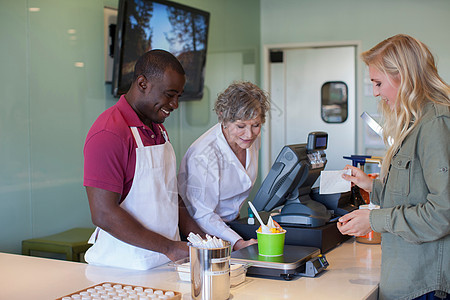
[0,238,380,300]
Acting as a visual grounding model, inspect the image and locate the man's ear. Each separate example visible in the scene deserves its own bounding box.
[136,75,148,91]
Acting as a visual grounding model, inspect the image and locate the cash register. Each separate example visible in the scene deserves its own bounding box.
[231,132,356,279]
[230,131,356,253]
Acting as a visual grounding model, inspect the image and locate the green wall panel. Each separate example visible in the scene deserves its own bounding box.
[0,0,261,254]
[0,0,32,253]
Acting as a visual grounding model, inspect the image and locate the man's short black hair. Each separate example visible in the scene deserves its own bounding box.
[133,49,185,82]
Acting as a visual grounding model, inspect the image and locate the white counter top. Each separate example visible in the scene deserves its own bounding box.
[0,238,381,300]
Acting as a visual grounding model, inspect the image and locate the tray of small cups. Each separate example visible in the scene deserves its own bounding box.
[56,282,181,300]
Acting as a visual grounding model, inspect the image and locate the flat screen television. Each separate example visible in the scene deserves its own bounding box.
[112,0,210,100]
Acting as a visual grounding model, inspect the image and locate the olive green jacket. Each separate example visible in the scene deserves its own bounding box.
[370,103,449,300]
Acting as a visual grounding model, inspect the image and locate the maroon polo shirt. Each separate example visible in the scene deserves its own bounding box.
[83,95,168,203]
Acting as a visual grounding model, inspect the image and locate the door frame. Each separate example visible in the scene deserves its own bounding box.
[261,41,363,176]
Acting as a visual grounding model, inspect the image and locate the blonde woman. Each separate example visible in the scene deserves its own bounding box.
[337,34,449,300]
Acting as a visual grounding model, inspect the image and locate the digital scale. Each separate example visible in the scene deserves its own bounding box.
[230,244,328,280]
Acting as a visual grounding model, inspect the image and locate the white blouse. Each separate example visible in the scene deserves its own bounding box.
[178,123,260,247]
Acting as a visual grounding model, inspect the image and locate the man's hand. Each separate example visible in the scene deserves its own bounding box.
[165,240,189,262]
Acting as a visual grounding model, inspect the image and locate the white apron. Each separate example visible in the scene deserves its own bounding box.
[85,126,180,270]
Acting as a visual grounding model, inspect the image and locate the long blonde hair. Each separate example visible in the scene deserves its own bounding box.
[361,34,450,179]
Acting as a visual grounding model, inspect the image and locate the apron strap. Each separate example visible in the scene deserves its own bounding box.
[130,127,144,148]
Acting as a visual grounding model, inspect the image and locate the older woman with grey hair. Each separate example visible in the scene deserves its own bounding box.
[178,81,270,250]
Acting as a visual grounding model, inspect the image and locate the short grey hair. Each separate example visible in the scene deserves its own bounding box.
[214,81,270,124]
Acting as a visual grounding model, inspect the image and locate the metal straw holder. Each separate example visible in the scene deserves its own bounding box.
[189,241,231,300]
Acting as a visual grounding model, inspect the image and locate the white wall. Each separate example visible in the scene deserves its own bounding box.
[260,0,450,160]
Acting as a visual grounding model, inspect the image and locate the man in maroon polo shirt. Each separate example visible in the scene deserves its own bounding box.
[83,50,204,270]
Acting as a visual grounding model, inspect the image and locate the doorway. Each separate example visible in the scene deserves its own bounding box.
[263,43,358,174]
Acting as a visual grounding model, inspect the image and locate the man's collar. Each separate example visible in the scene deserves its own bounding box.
[117,95,145,128]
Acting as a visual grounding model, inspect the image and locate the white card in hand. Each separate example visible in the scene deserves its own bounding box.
[319,169,352,194]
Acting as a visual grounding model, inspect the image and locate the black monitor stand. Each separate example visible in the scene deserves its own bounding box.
[273,189,331,227]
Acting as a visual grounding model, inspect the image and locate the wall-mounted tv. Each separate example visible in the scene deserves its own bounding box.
[112,0,210,100]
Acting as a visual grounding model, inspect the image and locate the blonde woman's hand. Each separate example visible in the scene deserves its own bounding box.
[337,209,372,236]
[342,165,373,192]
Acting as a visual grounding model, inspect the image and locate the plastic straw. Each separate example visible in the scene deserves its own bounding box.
[248,202,271,233]
[187,232,226,248]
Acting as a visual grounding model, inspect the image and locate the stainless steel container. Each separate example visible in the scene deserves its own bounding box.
[189,242,231,300]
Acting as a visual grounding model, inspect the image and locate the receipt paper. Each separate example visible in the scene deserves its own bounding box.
[319,169,352,194]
